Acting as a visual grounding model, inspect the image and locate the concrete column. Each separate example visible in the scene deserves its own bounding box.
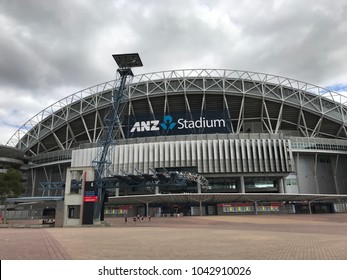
[295,153,302,193]
[197,182,202,194]
[278,178,284,193]
[31,168,36,197]
[115,188,119,197]
[146,203,149,217]
[314,153,320,194]
[155,186,159,194]
[240,176,245,193]
[332,155,340,194]
[254,201,258,215]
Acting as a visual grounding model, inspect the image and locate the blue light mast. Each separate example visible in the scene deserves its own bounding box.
[93,53,143,221]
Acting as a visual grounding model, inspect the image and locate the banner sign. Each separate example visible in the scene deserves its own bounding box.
[127,111,232,138]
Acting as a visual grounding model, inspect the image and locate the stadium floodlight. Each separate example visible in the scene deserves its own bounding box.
[112,53,143,68]
[93,53,143,223]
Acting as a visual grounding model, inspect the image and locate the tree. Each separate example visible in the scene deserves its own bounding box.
[0,168,24,201]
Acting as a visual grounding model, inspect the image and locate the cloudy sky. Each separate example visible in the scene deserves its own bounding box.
[1,0,347,145]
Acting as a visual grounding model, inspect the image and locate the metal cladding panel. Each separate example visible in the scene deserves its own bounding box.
[133,144,139,171]
[246,140,253,172]
[235,139,242,172]
[252,140,259,172]
[76,150,83,167]
[72,147,98,167]
[175,141,181,167]
[180,141,186,167]
[186,140,192,166]
[154,142,159,168]
[223,139,231,172]
[197,140,203,173]
[70,136,294,176]
[268,140,275,172]
[283,140,290,171]
[164,142,170,167]
[124,145,129,173]
[144,143,149,174]
[92,148,98,168]
[149,143,154,171]
[71,150,79,167]
[113,146,119,174]
[83,148,91,167]
[85,148,92,168]
[128,143,134,174]
[240,139,247,172]
[262,139,270,172]
[138,143,144,173]
[191,140,197,167]
[257,139,264,172]
[230,139,236,172]
[159,142,165,167]
[118,145,125,173]
[202,140,209,173]
[213,140,220,173]
[288,139,294,171]
[278,139,285,172]
[218,140,225,173]
[170,142,175,168]
[71,150,77,167]
[273,139,280,172]
[208,140,214,173]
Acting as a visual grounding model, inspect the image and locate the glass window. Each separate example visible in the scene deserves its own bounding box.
[68,205,80,219]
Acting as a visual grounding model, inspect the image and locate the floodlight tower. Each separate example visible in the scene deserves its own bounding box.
[93,53,143,221]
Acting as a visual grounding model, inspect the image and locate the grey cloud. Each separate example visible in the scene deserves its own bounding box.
[1,0,347,144]
[0,0,114,92]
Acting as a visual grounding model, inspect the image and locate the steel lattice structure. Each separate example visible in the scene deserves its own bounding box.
[7,69,347,156]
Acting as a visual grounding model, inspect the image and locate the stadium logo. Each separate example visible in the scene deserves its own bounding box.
[160,115,176,131]
[130,115,225,133]
[130,120,160,133]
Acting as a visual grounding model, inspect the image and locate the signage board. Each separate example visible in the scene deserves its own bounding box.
[126,112,232,138]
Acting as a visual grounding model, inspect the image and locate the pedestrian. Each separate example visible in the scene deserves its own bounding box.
[148,215,151,222]
[124,215,128,224]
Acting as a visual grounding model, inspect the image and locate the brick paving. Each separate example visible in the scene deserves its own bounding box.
[1,214,346,260]
[0,228,71,260]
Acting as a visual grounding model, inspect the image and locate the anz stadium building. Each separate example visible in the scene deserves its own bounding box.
[5,68,347,223]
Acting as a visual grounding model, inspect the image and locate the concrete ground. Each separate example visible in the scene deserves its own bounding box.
[0,214,346,260]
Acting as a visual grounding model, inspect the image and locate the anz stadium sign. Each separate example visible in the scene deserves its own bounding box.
[130,115,227,135]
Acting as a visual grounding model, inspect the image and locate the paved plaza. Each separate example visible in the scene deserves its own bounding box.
[0,214,346,260]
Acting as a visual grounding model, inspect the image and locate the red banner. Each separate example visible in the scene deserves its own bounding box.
[83,196,98,202]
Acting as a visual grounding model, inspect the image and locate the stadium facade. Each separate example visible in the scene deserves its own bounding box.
[4,69,347,223]
[0,145,26,175]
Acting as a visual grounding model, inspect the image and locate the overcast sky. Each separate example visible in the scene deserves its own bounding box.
[1,0,347,145]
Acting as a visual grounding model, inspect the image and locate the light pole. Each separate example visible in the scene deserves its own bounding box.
[93,53,143,221]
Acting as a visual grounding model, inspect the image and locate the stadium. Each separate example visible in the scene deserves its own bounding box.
[3,67,347,225]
